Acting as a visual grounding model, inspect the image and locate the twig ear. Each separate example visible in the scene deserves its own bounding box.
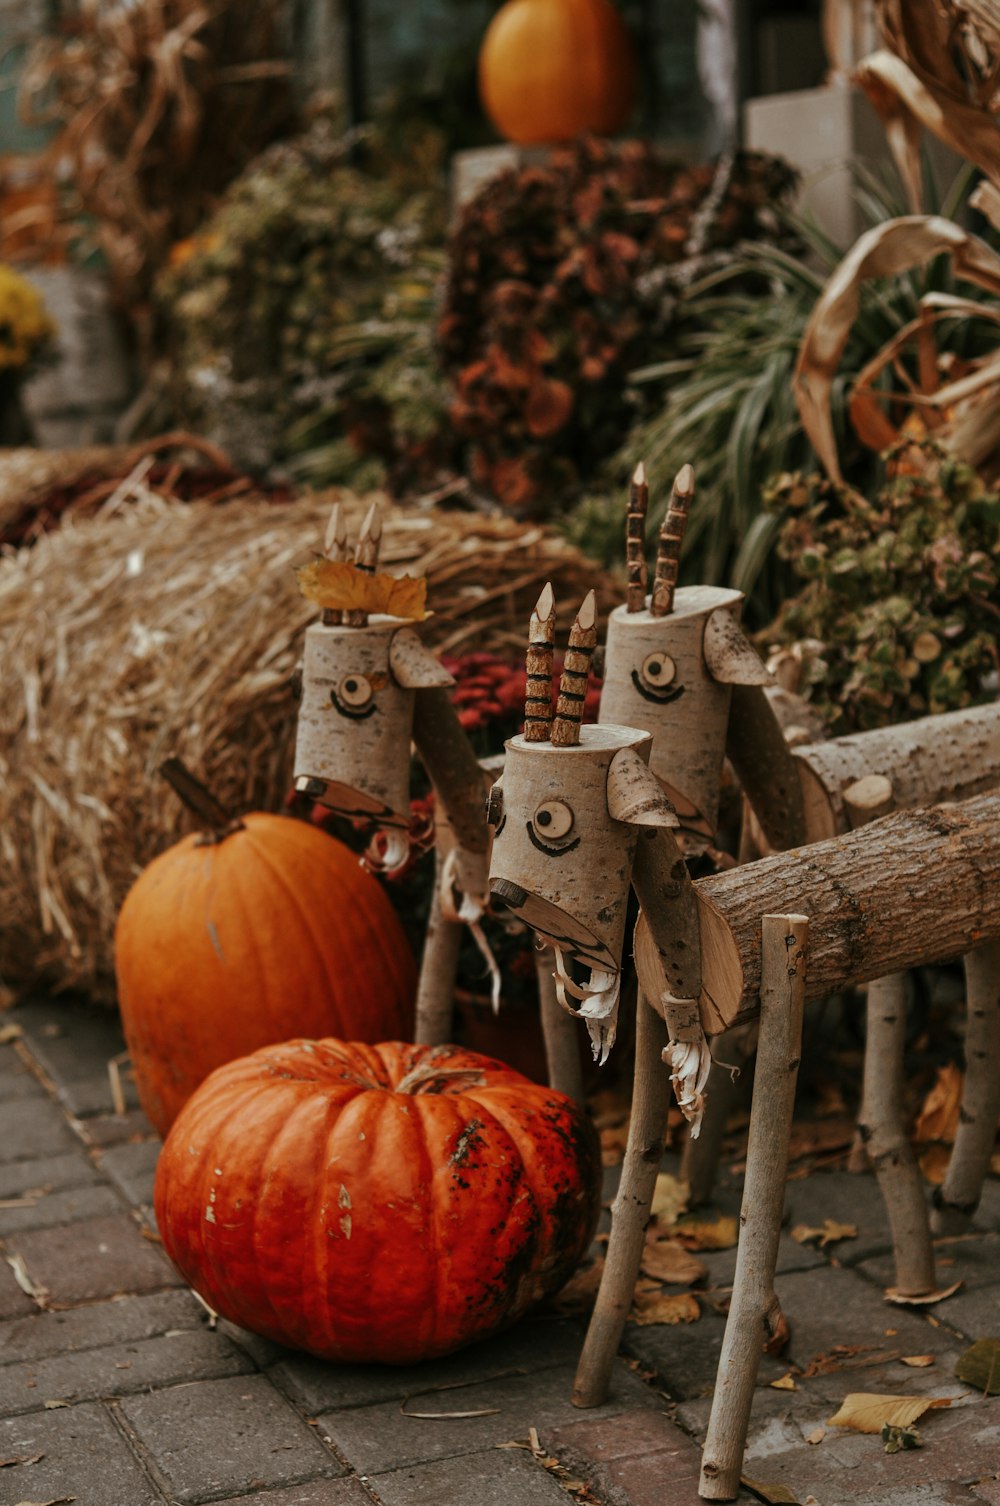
[525,582,555,742]
[552,590,598,747]
[606,747,679,827]
[650,463,695,618]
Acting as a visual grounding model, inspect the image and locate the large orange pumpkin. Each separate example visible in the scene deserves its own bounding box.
[479,0,636,146]
[155,1039,600,1363]
[115,815,416,1135]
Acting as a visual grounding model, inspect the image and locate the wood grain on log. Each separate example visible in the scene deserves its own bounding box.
[635,794,1000,1032]
[796,701,1000,841]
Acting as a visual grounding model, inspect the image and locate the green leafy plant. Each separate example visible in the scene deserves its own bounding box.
[761,447,1000,733]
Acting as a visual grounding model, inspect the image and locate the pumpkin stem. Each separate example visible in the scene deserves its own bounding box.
[159,757,245,845]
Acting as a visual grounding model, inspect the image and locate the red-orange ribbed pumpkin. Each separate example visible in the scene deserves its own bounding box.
[154,1039,600,1363]
[115,816,415,1136]
[478,0,636,146]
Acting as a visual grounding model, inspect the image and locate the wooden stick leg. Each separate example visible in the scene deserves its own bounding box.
[572,995,669,1409]
[933,941,1000,1234]
[535,946,585,1103]
[858,972,936,1296]
[413,865,463,1046]
[681,1023,757,1208]
[699,914,808,1502]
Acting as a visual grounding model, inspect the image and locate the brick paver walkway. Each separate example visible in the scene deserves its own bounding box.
[1,998,999,1506]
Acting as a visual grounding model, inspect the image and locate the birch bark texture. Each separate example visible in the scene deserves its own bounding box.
[634,793,1000,1031]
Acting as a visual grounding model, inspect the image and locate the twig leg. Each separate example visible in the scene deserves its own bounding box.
[699,914,808,1502]
[933,941,1000,1234]
[572,995,669,1408]
[413,861,463,1046]
[857,972,936,1296]
[682,1022,758,1207]
[535,946,585,1103]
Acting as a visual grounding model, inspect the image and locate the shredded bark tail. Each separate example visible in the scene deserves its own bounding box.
[651,463,695,618]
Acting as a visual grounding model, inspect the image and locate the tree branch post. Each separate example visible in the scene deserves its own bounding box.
[535,945,585,1103]
[933,940,1000,1234]
[699,914,808,1501]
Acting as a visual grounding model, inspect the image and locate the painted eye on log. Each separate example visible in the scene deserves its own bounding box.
[640,652,676,688]
[338,674,374,708]
[533,800,574,839]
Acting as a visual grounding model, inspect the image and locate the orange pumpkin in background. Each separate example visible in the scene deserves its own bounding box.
[479,0,636,146]
[115,813,416,1135]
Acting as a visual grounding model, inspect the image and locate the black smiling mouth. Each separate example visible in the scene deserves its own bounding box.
[526,821,582,857]
[330,691,377,720]
[630,669,685,705]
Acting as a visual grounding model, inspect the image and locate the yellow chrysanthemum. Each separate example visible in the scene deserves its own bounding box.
[0,264,56,371]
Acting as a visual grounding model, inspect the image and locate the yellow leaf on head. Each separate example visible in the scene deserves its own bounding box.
[298,559,429,620]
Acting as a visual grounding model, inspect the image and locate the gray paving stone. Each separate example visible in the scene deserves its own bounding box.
[99,1137,162,1206]
[0,1325,252,1414]
[783,1170,897,1264]
[121,1374,344,1501]
[82,1107,155,1147]
[858,1233,1000,1297]
[698,1230,825,1290]
[0,1399,165,1505]
[545,1406,706,1506]
[323,1359,656,1475]
[675,1377,841,1449]
[622,1306,790,1401]
[13,997,141,1117]
[0,1093,77,1164]
[777,1265,945,1371]
[0,1043,45,1099]
[0,1258,37,1320]
[213,1485,371,1506]
[0,1147,100,1197]
[0,1287,205,1365]
[370,1447,572,1504]
[6,1211,180,1304]
[273,1314,587,1413]
[930,1286,1000,1343]
[0,1179,123,1236]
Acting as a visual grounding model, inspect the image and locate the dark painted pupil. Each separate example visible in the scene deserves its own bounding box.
[345,679,357,693]
[648,661,661,675]
[537,810,552,827]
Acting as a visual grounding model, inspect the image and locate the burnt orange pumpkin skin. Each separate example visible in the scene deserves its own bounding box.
[154,1039,600,1364]
[115,815,415,1136]
[479,0,636,147]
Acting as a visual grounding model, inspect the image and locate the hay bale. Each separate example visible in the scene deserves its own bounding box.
[0,482,617,1001]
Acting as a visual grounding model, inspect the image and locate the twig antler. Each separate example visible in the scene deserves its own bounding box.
[321,500,348,627]
[552,589,598,747]
[345,500,383,628]
[650,463,695,619]
[626,461,649,614]
[525,581,556,742]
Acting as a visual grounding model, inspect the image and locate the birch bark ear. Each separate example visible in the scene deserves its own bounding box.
[389,628,455,688]
[703,607,773,685]
[606,747,679,827]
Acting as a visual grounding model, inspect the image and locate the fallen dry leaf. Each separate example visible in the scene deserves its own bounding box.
[42,1400,69,1410]
[0,1023,23,1044]
[674,1213,738,1251]
[806,1427,825,1445]
[740,1475,803,1504]
[955,1338,1000,1395]
[639,1239,706,1286]
[552,1258,604,1314]
[297,559,429,620]
[764,1310,791,1357]
[630,1289,700,1326]
[900,1355,935,1368]
[885,1280,962,1306]
[791,1219,858,1249]
[649,1172,688,1225]
[915,1064,964,1142]
[827,1392,953,1434]
[770,1373,797,1391]
[0,1455,43,1468]
[918,1144,951,1186]
[5,1256,49,1308]
[14,1498,75,1506]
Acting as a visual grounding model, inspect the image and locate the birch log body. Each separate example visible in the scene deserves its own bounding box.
[293,618,415,825]
[635,794,1000,1032]
[599,588,746,847]
[795,701,1000,841]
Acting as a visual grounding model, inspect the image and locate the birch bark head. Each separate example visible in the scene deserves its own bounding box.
[293,616,453,873]
[486,724,677,1062]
